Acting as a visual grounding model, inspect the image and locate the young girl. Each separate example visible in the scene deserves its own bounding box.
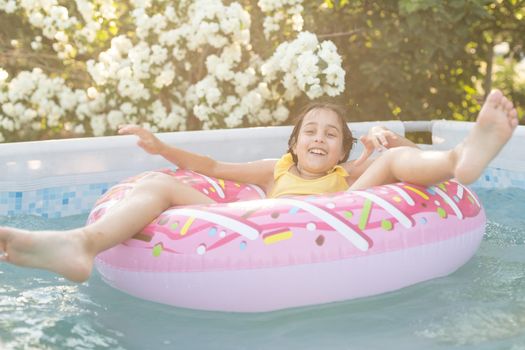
[0,89,519,282]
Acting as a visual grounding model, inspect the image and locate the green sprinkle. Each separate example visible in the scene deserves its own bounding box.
[381,219,393,231]
[170,222,179,230]
[344,211,353,219]
[152,244,163,257]
[437,207,447,218]
[438,183,446,191]
[359,199,372,230]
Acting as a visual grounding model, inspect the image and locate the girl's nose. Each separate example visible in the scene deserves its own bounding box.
[314,133,325,142]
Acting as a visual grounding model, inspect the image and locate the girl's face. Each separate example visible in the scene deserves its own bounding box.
[292,108,345,177]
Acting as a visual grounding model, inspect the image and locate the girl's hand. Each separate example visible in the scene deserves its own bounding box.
[353,126,398,166]
[118,124,165,155]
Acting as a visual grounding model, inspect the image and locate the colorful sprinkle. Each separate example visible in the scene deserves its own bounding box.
[420,217,427,224]
[438,183,446,191]
[196,244,207,255]
[344,210,353,219]
[404,185,429,200]
[358,199,372,230]
[306,222,316,231]
[239,241,247,251]
[288,206,300,214]
[453,195,460,203]
[392,196,402,202]
[209,187,216,193]
[208,227,217,237]
[218,179,225,189]
[263,230,293,245]
[437,207,447,218]
[315,235,325,246]
[219,230,226,238]
[381,219,393,231]
[170,222,179,230]
[152,243,163,257]
[180,216,195,236]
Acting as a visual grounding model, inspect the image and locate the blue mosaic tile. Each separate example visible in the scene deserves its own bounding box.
[0,181,118,218]
[1,166,525,218]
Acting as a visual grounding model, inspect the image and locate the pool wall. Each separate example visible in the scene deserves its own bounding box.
[0,121,523,218]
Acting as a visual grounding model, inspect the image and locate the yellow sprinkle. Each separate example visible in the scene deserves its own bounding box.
[264,231,293,245]
[209,187,216,193]
[404,185,429,200]
[218,179,225,189]
[392,196,402,202]
[180,217,195,236]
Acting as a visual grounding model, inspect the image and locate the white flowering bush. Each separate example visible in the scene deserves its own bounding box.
[0,0,346,142]
[258,0,304,40]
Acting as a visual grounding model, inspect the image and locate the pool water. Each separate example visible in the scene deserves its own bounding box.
[1,188,525,350]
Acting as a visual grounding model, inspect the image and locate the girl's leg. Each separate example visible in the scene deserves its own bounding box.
[350,89,518,190]
[349,146,457,189]
[0,173,214,282]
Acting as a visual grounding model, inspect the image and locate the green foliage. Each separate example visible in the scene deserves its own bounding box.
[303,0,525,122]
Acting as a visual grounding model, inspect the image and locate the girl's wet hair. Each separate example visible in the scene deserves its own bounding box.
[287,102,354,164]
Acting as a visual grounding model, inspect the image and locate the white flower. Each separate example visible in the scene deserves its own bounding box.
[107,110,125,129]
[74,124,85,134]
[0,68,8,82]
[274,104,289,122]
[493,42,510,56]
[120,102,137,116]
[154,65,175,88]
[112,36,133,56]
[205,87,221,105]
[2,103,14,117]
[1,118,15,131]
[306,84,323,99]
[90,115,107,136]
[4,0,16,13]
[29,12,44,27]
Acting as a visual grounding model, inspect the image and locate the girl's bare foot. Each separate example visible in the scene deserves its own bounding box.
[454,89,519,184]
[0,226,93,282]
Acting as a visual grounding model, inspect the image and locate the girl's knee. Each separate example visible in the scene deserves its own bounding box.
[136,172,180,190]
[382,146,417,161]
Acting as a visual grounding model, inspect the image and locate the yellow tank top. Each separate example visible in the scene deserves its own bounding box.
[268,153,349,198]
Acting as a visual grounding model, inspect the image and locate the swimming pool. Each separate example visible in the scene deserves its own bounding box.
[1,121,525,349]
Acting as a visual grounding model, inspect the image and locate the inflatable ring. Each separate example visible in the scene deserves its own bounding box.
[87,169,486,312]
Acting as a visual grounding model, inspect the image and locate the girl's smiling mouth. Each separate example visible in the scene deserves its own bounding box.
[308,148,327,155]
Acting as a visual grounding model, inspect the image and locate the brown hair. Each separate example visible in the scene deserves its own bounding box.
[287,102,354,164]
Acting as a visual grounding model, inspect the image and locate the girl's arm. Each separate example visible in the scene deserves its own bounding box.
[342,126,419,179]
[118,125,276,190]
[364,125,419,150]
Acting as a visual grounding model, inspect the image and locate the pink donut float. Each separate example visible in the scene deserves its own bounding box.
[87,169,486,312]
